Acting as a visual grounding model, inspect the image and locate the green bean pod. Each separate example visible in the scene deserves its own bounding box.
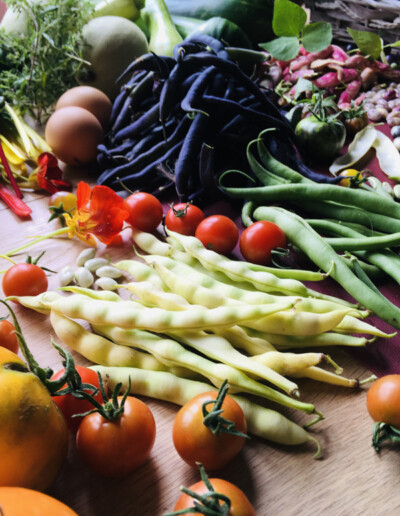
[91,365,321,453]
[253,206,400,330]
[224,182,400,219]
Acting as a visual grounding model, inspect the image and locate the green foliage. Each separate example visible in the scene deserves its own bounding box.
[347,28,382,60]
[272,0,306,37]
[0,0,95,124]
[260,0,331,61]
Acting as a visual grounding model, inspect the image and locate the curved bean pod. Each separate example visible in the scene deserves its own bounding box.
[251,350,324,376]
[91,366,321,451]
[95,324,316,414]
[20,291,296,332]
[165,229,356,305]
[253,206,400,330]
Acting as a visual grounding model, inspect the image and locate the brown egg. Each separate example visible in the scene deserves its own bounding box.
[45,106,103,166]
[55,86,112,129]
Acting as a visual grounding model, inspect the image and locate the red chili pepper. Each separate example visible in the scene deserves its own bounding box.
[0,140,23,199]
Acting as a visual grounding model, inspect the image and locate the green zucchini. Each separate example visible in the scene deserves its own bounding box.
[165,0,275,44]
[173,15,252,49]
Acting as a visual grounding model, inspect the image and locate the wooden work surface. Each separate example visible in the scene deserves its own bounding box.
[1,180,400,516]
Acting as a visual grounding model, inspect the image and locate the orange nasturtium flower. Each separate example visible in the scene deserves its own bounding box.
[3,182,129,258]
[64,182,129,246]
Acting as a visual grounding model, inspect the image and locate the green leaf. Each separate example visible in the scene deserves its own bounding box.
[260,36,300,61]
[347,28,383,59]
[273,0,307,37]
[302,22,332,53]
[294,78,315,99]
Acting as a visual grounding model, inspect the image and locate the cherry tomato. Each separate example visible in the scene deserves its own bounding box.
[195,215,239,255]
[239,221,287,265]
[0,319,19,354]
[76,396,156,477]
[367,375,400,428]
[48,190,77,214]
[123,192,163,232]
[164,202,205,236]
[51,366,103,431]
[2,263,48,298]
[172,390,247,471]
[173,477,256,516]
[338,169,363,187]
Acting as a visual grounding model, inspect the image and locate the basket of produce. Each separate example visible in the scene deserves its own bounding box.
[304,0,400,44]
[3,0,400,515]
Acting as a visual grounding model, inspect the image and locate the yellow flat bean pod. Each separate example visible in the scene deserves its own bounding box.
[215,326,276,354]
[165,229,357,306]
[91,365,321,454]
[122,281,195,310]
[143,253,366,315]
[165,329,299,395]
[334,315,396,338]
[242,327,369,348]
[11,291,296,332]
[94,324,317,415]
[291,366,359,388]
[244,308,357,336]
[113,259,165,288]
[131,227,172,256]
[50,310,195,380]
[250,351,325,376]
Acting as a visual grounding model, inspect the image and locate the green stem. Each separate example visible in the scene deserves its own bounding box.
[3,226,69,257]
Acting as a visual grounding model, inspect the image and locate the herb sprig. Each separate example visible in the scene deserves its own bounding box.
[0,0,95,124]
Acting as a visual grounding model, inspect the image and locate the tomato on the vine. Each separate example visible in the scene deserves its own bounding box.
[195,215,239,255]
[76,394,156,477]
[0,319,19,354]
[172,477,256,516]
[51,366,103,431]
[2,263,48,298]
[123,192,163,232]
[172,383,247,471]
[239,221,287,265]
[367,375,400,428]
[164,202,205,236]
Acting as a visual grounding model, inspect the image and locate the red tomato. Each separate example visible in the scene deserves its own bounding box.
[173,477,256,516]
[2,263,48,298]
[76,396,156,477]
[239,221,287,265]
[123,192,163,232]
[172,390,247,471]
[195,215,239,255]
[0,319,19,354]
[367,375,400,428]
[164,203,205,236]
[51,366,103,431]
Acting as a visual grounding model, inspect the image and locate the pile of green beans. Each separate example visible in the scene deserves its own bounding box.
[7,228,387,454]
[218,131,400,331]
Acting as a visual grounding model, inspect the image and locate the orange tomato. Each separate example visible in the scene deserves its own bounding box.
[338,169,363,187]
[0,348,68,490]
[367,374,400,428]
[173,478,256,516]
[0,487,78,516]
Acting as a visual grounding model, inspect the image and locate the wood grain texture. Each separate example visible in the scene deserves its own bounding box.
[1,187,399,516]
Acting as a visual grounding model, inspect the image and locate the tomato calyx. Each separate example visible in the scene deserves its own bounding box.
[166,463,231,516]
[372,422,400,452]
[168,202,192,219]
[48,203,76,226]
[0,299,97,397]
[75,373,129,421]
[202,380,249,439]
[24,251,56,274]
